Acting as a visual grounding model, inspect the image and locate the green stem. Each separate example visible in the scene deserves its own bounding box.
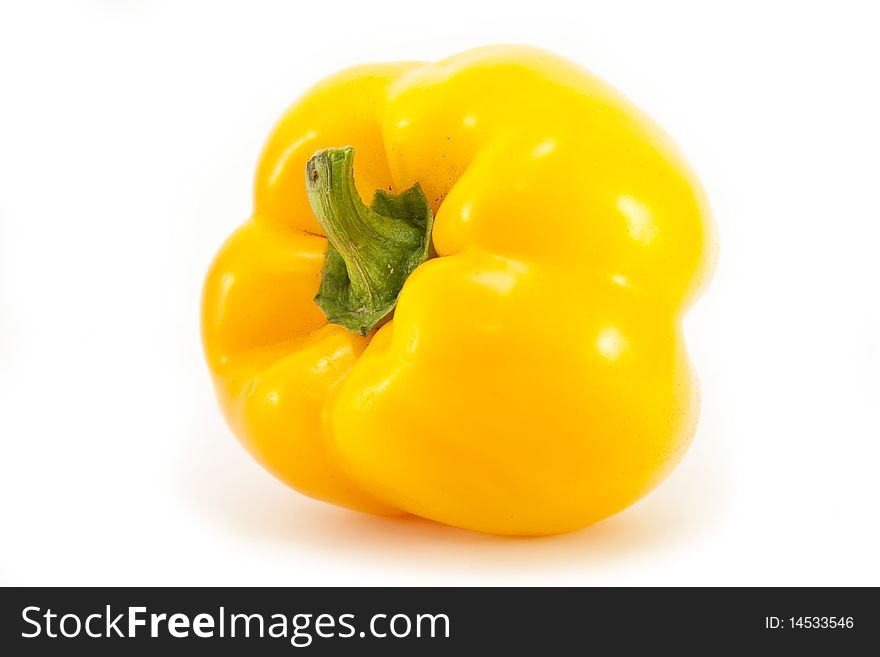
[305,147,434,336]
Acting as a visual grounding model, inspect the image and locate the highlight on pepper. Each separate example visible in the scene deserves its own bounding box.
[201,45,717,535]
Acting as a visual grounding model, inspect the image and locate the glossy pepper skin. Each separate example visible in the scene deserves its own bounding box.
[202,45,716,535]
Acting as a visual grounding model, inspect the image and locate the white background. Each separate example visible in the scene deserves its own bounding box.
[1,0,878,586]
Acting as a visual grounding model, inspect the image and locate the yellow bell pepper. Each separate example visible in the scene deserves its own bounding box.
[202,45,716,535]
